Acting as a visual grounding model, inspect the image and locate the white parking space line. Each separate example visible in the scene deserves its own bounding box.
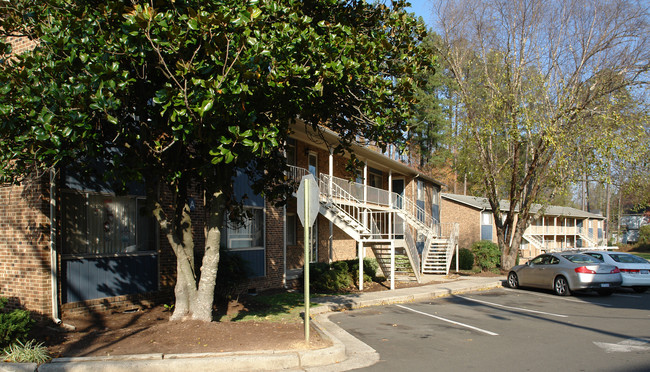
[395,304,499,336]
[456,295,568,318]
[501,287,613,307]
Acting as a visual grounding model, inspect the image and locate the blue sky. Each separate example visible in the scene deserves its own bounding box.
[405,0,435,26]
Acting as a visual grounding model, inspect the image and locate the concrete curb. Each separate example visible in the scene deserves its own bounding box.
[1,363,37,372]
[311,277,505,314]
[34,317,347,372]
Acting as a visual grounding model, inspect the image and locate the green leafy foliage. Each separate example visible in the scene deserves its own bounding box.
[309,258,380,292]
[638,225,650,248]
[470,240,501,271]
[452,248,475,270]
[0,298,35,348]
[309,261,353,293]
[344,258,379,284]
[0,0,430,319]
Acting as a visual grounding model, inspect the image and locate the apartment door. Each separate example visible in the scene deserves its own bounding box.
[392,179,404,208]
[392,178,405,237]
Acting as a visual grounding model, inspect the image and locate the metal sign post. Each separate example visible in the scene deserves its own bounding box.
[296,174,319,343]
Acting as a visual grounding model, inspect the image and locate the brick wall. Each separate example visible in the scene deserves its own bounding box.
[247,201,284,291]
[440,197,481,250]
[0,176,53,317]
[5,36,38,56]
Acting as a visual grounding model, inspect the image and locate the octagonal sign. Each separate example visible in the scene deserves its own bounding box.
[297,174,319,227]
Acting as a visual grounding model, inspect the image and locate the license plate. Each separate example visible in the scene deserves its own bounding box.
[642,270,649,275]
[601,283,610,288]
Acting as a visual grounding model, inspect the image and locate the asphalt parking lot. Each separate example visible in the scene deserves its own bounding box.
[330,288,650,372]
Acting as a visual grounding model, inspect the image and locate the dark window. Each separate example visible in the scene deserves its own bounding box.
[287,214,297,245]
[368,168,383,188]
[561,254,600,264]
[62,191,156,256]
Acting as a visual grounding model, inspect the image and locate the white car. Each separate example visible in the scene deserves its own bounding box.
[582,251,650,293]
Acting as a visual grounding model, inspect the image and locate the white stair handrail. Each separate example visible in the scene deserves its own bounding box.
[404,228,421,282]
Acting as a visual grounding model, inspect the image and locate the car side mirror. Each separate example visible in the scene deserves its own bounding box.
[525,261,531,266]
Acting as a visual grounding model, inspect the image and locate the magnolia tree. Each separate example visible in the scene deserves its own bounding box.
[0,0,431,321]
[433,0,649,269]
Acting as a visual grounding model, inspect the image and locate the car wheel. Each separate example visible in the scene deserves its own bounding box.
[507,272,519,289]
[554,276,571,296]
[633,287,648,293]
[597,289,614,296]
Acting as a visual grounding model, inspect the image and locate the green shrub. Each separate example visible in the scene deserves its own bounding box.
[638,225,650,246]
[363,258,379,280]
[470,240,501,271]
[1,339,51,364]
[309,258,381,292]
[0,298,34,349]
[309,261,352,293]
[451,248,474,270]
[344,258,379,284]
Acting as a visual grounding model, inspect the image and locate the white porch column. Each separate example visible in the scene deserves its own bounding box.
[363,160,368,230]
[328,150,333,198]
[542,217,545,250]
[554,216,557,250]
[363,161,368,203]
[388,170,393,237]
[390,241,395,290]
[358,242,364,291]
[388,170,393,199]
[563,218,568,249]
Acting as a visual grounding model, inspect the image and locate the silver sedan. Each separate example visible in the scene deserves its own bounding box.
[507,252,623,296]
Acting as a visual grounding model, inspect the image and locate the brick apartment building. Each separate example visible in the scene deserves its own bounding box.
[440,193,607,260]
[2,31,454,321]
[1,116,451,320]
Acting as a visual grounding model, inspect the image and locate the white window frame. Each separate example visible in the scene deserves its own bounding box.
[227,206,265,252]
[482,211,492,225]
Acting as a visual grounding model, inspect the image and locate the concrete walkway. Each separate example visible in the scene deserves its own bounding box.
[4,276,504,372]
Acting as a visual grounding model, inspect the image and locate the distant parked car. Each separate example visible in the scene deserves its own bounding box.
[581,251,650,293]
[507,252,622,296]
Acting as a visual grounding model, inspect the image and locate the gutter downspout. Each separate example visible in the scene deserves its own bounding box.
[283,205,287,288]
[49,168,61,325]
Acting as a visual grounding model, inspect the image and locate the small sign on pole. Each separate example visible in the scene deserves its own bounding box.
[296,174,319,343]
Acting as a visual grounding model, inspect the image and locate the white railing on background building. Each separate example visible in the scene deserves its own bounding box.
[287,164,454,276]
[285,165,310,184]
[404,228,421,281]
[444,223,460,274]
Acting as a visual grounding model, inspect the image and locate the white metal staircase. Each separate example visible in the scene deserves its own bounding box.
[288,165,459,283]
[578,228,599,247]
[523,232,545,251]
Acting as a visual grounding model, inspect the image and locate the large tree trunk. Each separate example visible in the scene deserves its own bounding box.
[152,188,226,322]
[187,191,226,321]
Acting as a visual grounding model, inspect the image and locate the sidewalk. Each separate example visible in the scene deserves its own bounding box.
[6,276,504,372]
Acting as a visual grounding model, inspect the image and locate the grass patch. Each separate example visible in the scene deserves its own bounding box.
[220,292,322,323]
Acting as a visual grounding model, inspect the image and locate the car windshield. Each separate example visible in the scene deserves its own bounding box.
[561,254,601,264]
[608,254,648,264]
